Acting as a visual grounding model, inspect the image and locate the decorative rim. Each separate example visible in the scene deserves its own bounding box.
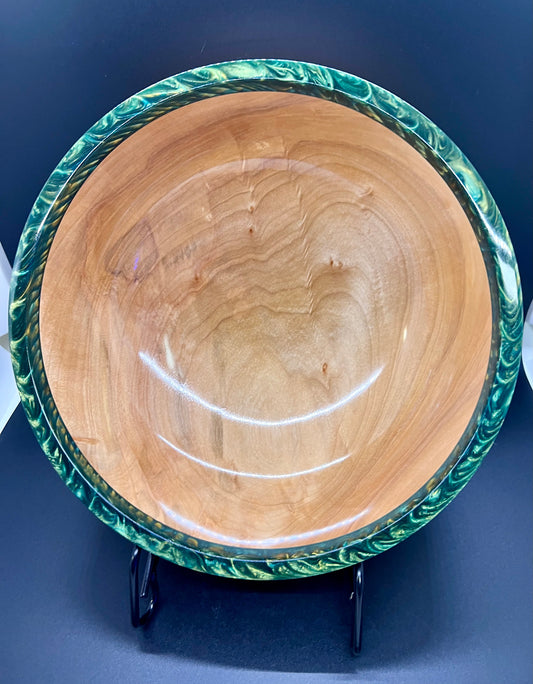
[9,59,522,579]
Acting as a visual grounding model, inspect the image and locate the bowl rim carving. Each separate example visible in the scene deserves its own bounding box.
[9,59,522,579]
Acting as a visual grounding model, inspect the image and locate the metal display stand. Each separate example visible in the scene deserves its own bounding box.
[129,544,364,655]
[129,546,159,628]
[350,562,364,655]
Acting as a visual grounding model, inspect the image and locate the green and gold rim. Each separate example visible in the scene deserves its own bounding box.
[9,60,523,579]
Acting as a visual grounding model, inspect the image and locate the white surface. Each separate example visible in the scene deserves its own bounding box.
[523,300,533,389]
[0,243,20,433]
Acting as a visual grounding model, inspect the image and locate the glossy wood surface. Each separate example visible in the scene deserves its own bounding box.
[40,92,492,548]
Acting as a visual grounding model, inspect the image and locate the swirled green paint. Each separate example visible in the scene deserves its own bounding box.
[9,60,522,579]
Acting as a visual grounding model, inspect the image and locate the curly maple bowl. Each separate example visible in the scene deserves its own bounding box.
[10,60,522,579]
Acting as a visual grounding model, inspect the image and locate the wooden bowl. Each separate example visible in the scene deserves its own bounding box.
[10,60,522,579]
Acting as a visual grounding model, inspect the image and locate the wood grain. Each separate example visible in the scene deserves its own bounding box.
[39,91,492,548]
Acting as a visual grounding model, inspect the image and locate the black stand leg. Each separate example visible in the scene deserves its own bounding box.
[130,545,159,627]
[350,562,364,655]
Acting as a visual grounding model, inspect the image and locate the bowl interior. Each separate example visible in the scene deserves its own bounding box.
[39,91,492,549]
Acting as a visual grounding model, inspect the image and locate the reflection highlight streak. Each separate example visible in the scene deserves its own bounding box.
[160,502,369,547]
[158,433,350,479]
[139,351,383,428]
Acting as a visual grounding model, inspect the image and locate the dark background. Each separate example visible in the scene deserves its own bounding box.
[1,1,531,682]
